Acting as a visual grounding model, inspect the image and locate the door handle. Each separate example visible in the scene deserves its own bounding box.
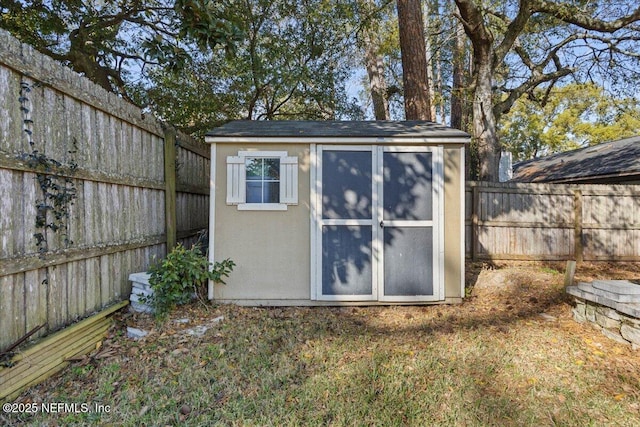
[380,221,384,228]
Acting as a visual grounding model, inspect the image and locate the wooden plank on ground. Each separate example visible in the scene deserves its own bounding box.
[1,323,110,401]
[0,300,128,402]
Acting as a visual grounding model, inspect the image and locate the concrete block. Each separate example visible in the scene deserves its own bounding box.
[615,302,640,320]
[127,327,149,339]
[595,311,621,329]
[572,307,586,323]
[573,299,586,316]
[595,306,622,321]
[131,286,154,297]
[130,302,153,314]
[621,314,640,328]
[600,328,629,346]
[569,284,640,319]
[593,280,640,294]
[129,272,151,286]
[591,280,640,303]
[129,293,150,304]
[621,324,640,346]
[576,282,595,293]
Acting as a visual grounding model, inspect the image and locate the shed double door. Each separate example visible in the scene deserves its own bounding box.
[314,145,443,302]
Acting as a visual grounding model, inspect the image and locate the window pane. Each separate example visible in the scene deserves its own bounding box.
[322,150,372,219]
[263,182,280,203]
[322,225,372,295]
[246,158,263,180]
[244,157,281,204]
[383,152,432,220]
[246,182,262,203]
[264,158,280,179]
[384,227,433,296]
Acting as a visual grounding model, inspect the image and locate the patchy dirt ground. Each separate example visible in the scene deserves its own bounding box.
[24,261,640,377]
[5,261,640,426]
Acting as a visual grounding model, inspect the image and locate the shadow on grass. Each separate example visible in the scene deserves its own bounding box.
[8,263,639,426]
[232,267,573,425]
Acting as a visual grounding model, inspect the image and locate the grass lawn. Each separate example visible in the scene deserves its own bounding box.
[3,262,640,426]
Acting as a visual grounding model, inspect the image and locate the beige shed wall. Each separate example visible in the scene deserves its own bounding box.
[214,144,311,300]
[212,142,465,304]
[443,145,465,299]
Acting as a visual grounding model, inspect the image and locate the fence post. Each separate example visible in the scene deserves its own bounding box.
[164,125,177,251]
[471,184,480,261]
[573,189,583,262]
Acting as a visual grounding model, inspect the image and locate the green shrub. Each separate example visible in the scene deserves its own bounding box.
[144,244,235,320]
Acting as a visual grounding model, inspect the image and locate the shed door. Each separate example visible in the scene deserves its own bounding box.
[377,148,443,301]
[314,145,443,302]
[318,147,377,301]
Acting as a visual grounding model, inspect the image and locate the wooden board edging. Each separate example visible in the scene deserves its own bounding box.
[3,300,128,361]
[0,300,128,403]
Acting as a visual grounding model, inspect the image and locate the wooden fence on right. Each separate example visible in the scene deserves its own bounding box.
[465,181,640,261]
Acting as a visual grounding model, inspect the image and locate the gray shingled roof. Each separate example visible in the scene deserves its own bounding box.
[512,135,640,183]
[206,120,469,139]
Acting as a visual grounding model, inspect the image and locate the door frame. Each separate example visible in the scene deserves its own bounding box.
[376,146,444,302]
[310,144,444,302]
[311,145,378,301]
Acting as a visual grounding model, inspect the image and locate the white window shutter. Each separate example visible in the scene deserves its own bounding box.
[280,156,298,205]
[226,156,245,205]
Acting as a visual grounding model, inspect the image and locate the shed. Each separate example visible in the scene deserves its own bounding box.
[512,135,640,184]
[205,120,469,305]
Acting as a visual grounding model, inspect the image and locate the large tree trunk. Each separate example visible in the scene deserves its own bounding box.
[423,1,437,121]
[455,0,500,181]
[364,32,390,120]
[397,0,432,120]
[450,12,465,130]
[451,11,477,179]
[473,48,501,182]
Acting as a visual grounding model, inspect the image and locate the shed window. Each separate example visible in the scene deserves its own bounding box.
[246,157,280,203]
[227,151,298,210]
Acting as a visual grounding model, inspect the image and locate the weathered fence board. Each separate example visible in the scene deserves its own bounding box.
[0,29,209,351]
[466,181,640,261]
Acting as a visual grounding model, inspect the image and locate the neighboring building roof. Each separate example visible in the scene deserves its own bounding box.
[205,120,469,141]
[511,135,640,184]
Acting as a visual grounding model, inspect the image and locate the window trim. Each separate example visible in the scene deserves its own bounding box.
[227,150,298,211]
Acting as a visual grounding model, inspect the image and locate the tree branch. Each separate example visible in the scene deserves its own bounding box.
[494,0,533,65]
[495,67,573,118]
[532,0,640,33]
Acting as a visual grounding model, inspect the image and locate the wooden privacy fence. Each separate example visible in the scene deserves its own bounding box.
[0,29,209,351]
[466,181,640,262]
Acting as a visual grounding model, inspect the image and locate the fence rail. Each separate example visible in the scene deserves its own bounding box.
[466,181,640,262]
[0,29,208,350]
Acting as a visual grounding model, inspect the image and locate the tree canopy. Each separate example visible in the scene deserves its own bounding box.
[455,0,640,180]
[3,0,640,181]
[135,0,362,137]
[500,83,640,161]
[0,0,241,100]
